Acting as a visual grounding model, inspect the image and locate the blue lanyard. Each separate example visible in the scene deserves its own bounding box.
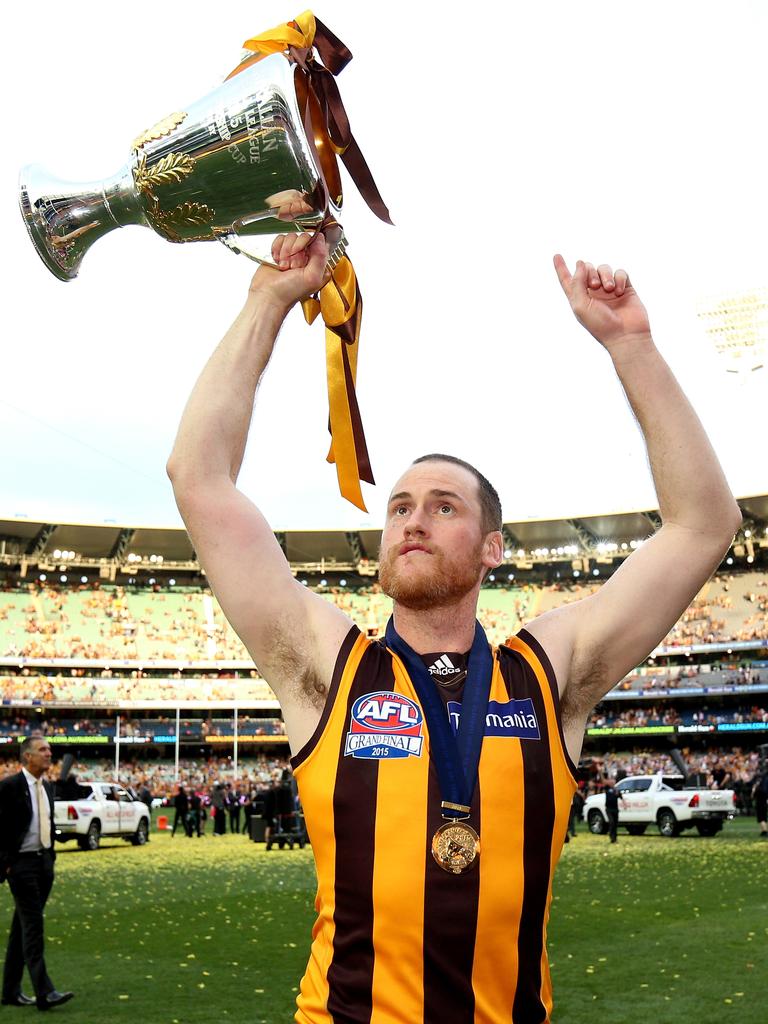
[384,616,493,819]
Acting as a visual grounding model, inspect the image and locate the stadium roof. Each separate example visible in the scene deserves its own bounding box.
[1,494,766,573]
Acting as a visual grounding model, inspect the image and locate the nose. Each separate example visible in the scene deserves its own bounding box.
[404,505,429,537]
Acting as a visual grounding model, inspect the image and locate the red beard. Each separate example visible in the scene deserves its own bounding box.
[378,542,484,611]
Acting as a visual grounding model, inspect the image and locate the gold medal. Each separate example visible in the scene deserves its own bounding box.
[431,821,480,874]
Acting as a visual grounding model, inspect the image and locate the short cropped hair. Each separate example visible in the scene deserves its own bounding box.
[19,736,43,762]
[412,454,502,535]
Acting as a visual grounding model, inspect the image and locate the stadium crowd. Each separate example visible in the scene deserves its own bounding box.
[4,662,767,705]
[615,665,767,693]
[659,576,768,646]
[0,754,291,804]
[0,670,274,704]
[588,703,768,728]
[1,704,766,739]
[0,715,286,739]
[2,575,767,830]
[3,573,768,666]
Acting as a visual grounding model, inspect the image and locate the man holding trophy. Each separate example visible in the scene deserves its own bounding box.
[18,9,742,1022]
[166,231,740,1021]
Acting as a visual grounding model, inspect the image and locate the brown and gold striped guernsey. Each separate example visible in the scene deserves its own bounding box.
[291,625,577,1024]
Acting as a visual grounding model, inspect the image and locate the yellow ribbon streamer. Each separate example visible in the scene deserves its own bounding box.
[319,257,356,328]
[301,255,370,512]
[226,11,316,80]
[242,10,316,55]
[301,296,321,325]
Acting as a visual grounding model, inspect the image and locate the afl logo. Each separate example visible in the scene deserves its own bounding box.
[345,691,424,760]
[352,692,423,731]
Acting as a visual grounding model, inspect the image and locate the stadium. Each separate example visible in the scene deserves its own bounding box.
[3,504,768,792]
[1,501,767,1021]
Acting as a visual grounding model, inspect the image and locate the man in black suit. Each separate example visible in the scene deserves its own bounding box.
[227,785,242,834]
[0,737,74,1011]
[604,782,620,844]
[171,784,190,838]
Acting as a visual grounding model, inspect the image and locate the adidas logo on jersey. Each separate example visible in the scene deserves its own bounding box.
[428,655,458,677]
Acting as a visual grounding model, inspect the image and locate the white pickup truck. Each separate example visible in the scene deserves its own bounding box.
[583,774,735,838]
[54,781,150,851]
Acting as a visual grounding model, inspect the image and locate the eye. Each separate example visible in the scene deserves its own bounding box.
[438,504,453,514]
[393,505,408,516]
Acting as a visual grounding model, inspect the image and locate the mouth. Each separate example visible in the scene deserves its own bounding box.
[399,544,431,556]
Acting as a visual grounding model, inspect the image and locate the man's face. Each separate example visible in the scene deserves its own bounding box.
[378,461,501,611]
[23,739,52,778]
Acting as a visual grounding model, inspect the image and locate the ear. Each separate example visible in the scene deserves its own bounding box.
[483,531,504,570]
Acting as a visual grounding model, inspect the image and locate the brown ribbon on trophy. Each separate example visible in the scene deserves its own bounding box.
[226,11,390,511]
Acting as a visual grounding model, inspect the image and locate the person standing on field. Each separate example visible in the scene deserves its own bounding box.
[211,783,226,836]
[604,782,620,844]
[752,769,768,838]
[227,785,242,834]
[0,738,74,1010]
[171,784,190,837]
[167,231,741,1022]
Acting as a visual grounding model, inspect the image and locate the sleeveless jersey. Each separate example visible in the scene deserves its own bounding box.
[291,625,577,1024]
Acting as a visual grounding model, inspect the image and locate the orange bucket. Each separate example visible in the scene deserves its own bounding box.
[157,814,169,830]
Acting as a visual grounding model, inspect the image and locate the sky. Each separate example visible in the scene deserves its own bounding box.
[2,1,767,532]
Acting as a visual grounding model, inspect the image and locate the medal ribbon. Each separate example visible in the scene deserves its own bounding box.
[226,10,391,511]
[385,617,494,820]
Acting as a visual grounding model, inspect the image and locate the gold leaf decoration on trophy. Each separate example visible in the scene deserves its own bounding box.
[163,201,215,228]
[131,111,188,151]
[136,157,215,244]
[153,202,215,244]
[134,151,196,195]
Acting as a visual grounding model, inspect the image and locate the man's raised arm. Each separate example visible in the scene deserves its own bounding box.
[524,256,741,761]
[166,233,354,753]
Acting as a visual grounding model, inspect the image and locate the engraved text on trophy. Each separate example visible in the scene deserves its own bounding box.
[210,95,278,167]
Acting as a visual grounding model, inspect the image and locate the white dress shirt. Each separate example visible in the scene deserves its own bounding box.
[19,767,51,853]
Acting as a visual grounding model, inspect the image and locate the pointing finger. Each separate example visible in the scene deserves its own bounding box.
[614,268,629,296]
[569,260,589,307]
[553,254,573,293]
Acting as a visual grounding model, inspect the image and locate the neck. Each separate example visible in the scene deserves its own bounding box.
[392,590,479,655]
[24,765,43,780]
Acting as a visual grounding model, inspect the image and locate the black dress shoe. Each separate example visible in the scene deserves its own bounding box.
[36,991,74,1011]
[2,992,36,1005]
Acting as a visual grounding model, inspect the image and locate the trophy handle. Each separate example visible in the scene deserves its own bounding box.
[218,220,347,270]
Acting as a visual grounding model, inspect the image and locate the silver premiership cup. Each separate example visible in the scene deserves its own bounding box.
[19,51,341,281]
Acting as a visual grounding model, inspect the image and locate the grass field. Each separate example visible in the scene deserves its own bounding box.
[5,817,766,1023]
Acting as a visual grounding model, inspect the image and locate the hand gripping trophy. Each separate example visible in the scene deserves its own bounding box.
[18,10,391,510]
